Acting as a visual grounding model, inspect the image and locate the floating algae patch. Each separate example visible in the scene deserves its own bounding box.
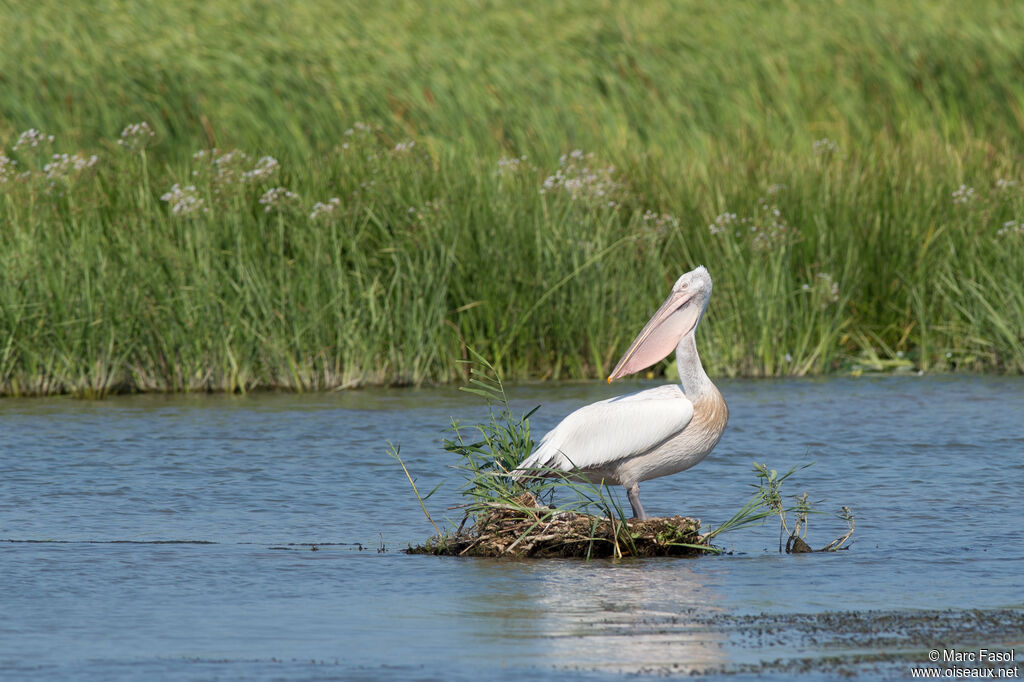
[406,493,711,558]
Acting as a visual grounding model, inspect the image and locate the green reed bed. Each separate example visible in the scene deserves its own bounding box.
[1,0,1023,395]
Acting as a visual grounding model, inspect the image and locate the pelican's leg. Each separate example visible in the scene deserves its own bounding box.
[626,482,648,520]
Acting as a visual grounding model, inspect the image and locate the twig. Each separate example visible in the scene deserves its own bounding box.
[457,535,486,556]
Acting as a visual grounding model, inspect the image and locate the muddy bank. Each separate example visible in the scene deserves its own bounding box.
[624,608,1024,678]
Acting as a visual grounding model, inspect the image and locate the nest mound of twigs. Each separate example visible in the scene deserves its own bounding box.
[406,493,711,558]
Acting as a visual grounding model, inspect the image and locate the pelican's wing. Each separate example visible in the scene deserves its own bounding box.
[515,386,694,475]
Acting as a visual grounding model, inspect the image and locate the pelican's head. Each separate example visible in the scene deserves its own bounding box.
[607,266,713,382]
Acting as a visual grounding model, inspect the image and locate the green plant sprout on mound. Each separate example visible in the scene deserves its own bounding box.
[706,463,856,553]
[393,353,854,559]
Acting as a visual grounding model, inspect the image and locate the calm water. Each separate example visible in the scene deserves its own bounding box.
[1,376,1022,680]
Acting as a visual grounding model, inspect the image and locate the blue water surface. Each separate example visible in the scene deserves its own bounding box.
[1,376,1022,680]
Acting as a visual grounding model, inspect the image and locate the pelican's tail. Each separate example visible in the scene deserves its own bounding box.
[509,454,539,482]
[510,441,567,481]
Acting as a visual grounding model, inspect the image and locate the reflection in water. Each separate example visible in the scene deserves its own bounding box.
[463,559,727,674]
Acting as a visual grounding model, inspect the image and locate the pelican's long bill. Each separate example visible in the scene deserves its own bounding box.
[607,288,700,382]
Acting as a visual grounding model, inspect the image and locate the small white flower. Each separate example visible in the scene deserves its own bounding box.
[344,121,372,136]
[160,183,206,216]
[641,210,678,234]
[803,273,840,304]
[952,184,975,205]
[996,220,1024,238]
[813,138,839,155]
[708,212,738,235]
[213,149,250,170]
[310,197,341,220]
[12,129,53,151]
[242,156,279,182]
[996,178,1015,190]
[495,155,528,175]
[541,151,619,202]
[117,122,155,150]
[43,152,98,181]
[0,154,16,183]
[192,148,255,192]
[258,186,300,213]
[393,140,415,152]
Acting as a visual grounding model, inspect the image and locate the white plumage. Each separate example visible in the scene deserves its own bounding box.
[520,385,693,473]
[512,266,728,519]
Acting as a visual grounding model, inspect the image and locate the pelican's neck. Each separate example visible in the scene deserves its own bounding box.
[675,333,713,398]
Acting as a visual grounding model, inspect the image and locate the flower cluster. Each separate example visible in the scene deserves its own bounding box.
[12,129,54,151]
[751,200,789,250]
[344,122,373,136]
[952,184,975,205]
[802,272,841,305]
[641,210,679,236]
[340,122,375,151]
[813,138,839,155]
[160,184,206,216]
[258,186,300,213]
[708,196,789,251]
[0,154,15,184]
[392,140,415,153]
[996,220,1024,238]
[310,197,340,220]
[540,150,621,202]
[708,212,738,235]
[495,155,528,175]
[193,148,253,190]
[43,152,98,182]
[192,150,287,189]
[406,198,446,223]
[118,122,155,150]
[242,156,279,182]
[995,178,1016,191]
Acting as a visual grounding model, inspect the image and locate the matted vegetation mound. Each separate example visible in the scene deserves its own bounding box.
[408,493,708,559]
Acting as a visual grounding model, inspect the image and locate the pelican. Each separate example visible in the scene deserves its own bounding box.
[513,266,727,520]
